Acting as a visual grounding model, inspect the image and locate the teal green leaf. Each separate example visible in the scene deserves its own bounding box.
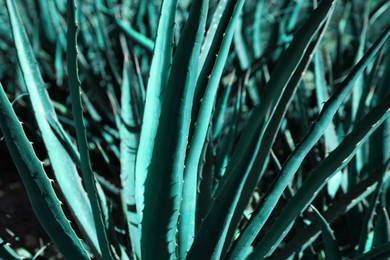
[249,91,390,259]
[0,237,20,260]
[5,0,100,255]
[357,165,387,254]
[141,0,208,258]
[197,0,228,72]
[66,0,113,259]
[116,19,154,52]
[310,205,341,260]
[354,241,390,260]
[369,45,390,169]
[350,1,370,181]
[191,0,242,127]
[314,50,342,198]
[184,2,247,259]
[212,79,233,141]
[119,56,141,259]
[226,3,335,258]
[238,22,390,260]
[253,0,265,58]
[135,0,177,228]
[373,206,390,248]
[233,14,250,70]
[37,0,56,43]
[369,1,390,26]
[274,167,384,259]
[175,1,209,258]
[0,83,89,259]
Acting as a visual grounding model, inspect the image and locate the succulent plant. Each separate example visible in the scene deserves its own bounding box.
[0,0,389,259]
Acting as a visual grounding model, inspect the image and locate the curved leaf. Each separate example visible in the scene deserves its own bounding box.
[141,0,208,258]
[249,91,390,259]
[0,83,89,259]
[66,1,113,259]
[135,0,178,231]
[310,205,341,260]
[5,0,100,255]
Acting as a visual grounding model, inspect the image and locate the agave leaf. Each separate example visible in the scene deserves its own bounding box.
[66,1,113,259]
[212,78,233,141]
[185,0,247,207]
[214,85,241,180]
[192,1,335,258]
[141,0,208,258]
[351,1,369,123]
[233,14,250,70]
[147,4,160,39]
[252,0,264,59]
[373,206,390,247]
[274,166,385,259]
[135,0,177,228]
[237,23,390,260]
[95,0,122,85]
[188,112,267,260]
[221,0,336,195]
[48,0,66,49]
[197,0,228,73]
[369,0,390,26]
[354,241,390,260]
[115,20,154,52]
[335,1,352,73]
[249,91,390,259]
[314,50,342,198]
[134,0,148,38]
[369,44,390,169]
[5,0,101,255]
[37,0,56,43]
[185,75,239,254]
[0,83,89,259]
[356,163,387,254]
[356,48,384,121]
[119,54,141,258]
[191,0,243,129]
[226,3,335,258]
[54,40,64,86]
[286,0,305,32]
[349,1,370,185]
[195,132,215,229]
[0,237,20,260]
[54,0,66,13]
[31,242,54,260]
[310,205,342,260]
[228,30,327,260]
[184,2,247,259]
[93,0,106,50]
[263,0,290,61]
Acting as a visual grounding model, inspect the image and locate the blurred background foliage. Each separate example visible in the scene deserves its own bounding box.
[0,0,388,180]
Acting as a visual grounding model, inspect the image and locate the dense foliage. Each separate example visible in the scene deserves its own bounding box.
[0,0,389,259]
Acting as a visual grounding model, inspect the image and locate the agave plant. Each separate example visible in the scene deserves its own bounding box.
[0,0,389,259]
